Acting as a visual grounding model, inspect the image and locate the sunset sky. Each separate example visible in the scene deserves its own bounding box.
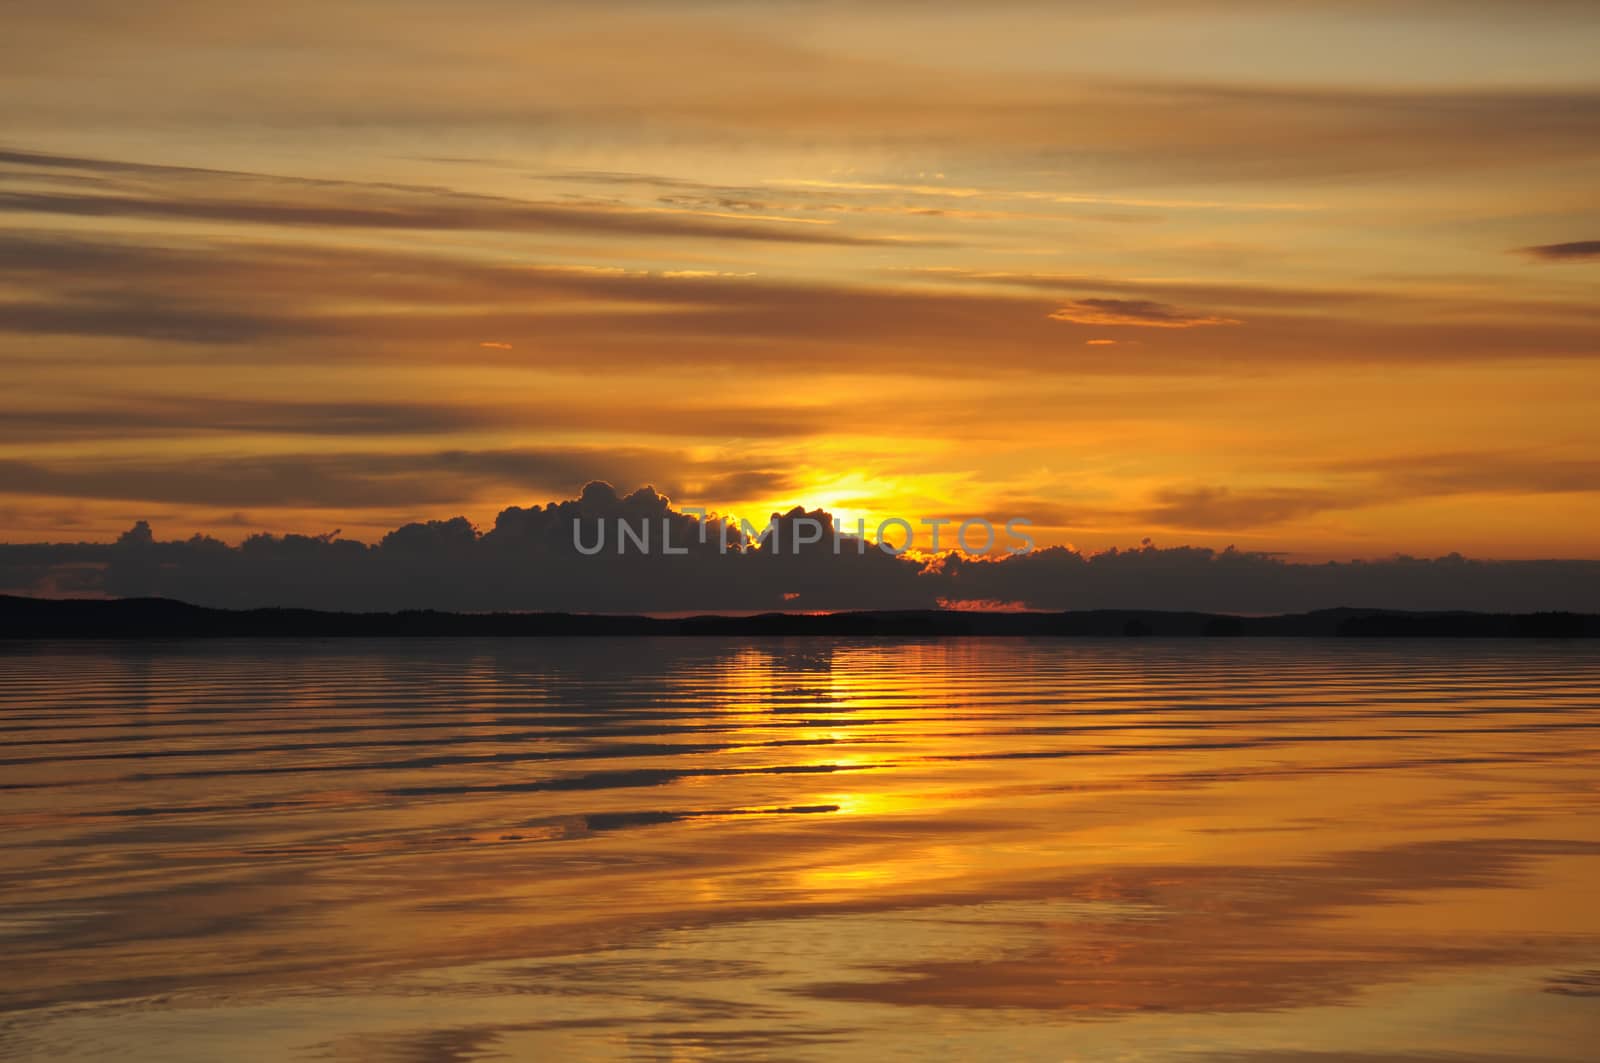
[3,0,1598,559]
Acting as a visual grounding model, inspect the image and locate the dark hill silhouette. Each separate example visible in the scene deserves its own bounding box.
[2,596,1596,639]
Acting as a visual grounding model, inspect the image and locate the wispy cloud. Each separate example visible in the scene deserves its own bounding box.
[4,229,1594,372]
[1049,299,1240,329]
[0,450,799,510]
[1518,240,1600,262]
[0,181,897,246]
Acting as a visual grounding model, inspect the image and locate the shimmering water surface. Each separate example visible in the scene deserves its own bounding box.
[2,638,1599,1061]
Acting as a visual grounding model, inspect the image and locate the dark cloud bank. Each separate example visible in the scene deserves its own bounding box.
[5,483,1600,615]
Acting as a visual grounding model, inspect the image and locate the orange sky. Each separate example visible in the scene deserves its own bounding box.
[2,0,1597,559]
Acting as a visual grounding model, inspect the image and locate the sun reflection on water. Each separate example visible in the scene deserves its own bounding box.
[1,639,1599,1060]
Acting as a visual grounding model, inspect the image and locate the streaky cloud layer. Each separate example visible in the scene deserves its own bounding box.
[1,1,1598,561]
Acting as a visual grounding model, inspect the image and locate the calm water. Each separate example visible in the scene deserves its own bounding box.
[2,638,1599,1061]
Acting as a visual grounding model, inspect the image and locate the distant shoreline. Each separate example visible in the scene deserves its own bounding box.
[3,596,1598,639]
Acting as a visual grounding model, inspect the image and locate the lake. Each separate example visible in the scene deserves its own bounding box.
[2,638,1599,1060]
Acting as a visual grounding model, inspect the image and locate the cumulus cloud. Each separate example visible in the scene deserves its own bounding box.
[5,484,1599,614]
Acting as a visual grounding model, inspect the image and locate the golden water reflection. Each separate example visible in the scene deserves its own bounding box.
[1,638,1598,1060]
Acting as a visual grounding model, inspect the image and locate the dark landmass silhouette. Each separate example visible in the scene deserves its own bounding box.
[3,596,1597,640]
